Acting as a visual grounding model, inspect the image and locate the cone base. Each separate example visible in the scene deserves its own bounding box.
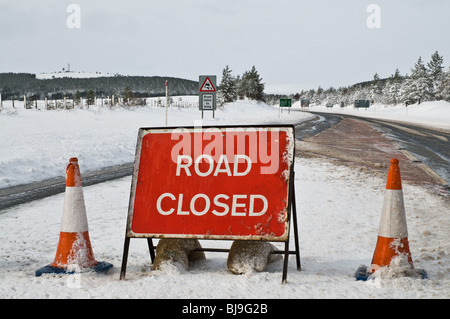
[355,265,428,281]
[35,261,113,277]
[51,231,97,268]
[371,236,412,268]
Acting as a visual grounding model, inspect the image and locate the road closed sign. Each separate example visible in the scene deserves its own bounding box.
[125,125,295,241]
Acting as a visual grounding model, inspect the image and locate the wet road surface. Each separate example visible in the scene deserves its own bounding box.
[304,111,449,187]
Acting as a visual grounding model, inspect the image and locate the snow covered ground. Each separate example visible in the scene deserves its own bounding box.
[0,98,449,299]
[0,97,311,189]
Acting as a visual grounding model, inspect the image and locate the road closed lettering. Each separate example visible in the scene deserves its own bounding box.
[156,193,268,217]
[127,126,294,241]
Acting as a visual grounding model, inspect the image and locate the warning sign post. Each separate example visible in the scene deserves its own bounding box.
[120,125,300,283]
[199,75,217,118]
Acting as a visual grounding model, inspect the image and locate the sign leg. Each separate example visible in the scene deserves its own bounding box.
[291,183,301,270]
[120,237,130,280]
[282,241,290,284]
[147,238,155,263]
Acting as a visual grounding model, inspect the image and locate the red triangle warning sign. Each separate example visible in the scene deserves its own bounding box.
[200,77,216,92]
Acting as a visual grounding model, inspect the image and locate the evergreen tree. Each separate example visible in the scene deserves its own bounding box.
[235,75,244,100]
[313,86,324,104]
[370,73,383,103]
[436,67,450,102]
[218,65,237,104]
[427,51,444,98]
[325,87,338,105]
[86,89,95,107]
[25,95,34,109]
[353,84,370,102]
[73,90,81,106]
[123,85,133,105]
[306,89,315,102]
[427,51,444,82]
[239,66,265,101]
[402,57,432,104]
[399,75,413,105]
[386,68,402,105]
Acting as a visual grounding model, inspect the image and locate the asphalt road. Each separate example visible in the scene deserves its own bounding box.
[305,111,450,187]
[293,112,342,140]
[0,163,134,211]
[1,112,448,211]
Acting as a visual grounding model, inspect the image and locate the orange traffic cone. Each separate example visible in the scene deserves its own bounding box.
[36,158,112,276]
[370,158,412,270]
[356,158,427,280]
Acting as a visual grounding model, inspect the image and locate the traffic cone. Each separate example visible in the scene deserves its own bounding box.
[36,158,112,277]
[356,158,427,280]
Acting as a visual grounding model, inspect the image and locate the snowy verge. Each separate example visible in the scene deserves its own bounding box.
[0,98,314,188]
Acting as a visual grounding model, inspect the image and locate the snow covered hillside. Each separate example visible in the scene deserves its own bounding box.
[0,99,449,299]
[35,71,115,80]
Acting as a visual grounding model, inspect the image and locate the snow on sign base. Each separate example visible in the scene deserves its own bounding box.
[125,125,295,241]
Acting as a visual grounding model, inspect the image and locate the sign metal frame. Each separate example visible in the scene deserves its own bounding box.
[120,124,301,283]
[199,75,217,118]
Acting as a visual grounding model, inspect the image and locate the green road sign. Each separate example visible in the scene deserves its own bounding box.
[354,100,370,108]
[280,99,292,107]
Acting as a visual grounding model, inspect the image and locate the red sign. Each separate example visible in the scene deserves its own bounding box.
[126,125,295,241]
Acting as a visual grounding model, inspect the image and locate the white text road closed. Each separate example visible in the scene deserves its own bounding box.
[156,193,268,217]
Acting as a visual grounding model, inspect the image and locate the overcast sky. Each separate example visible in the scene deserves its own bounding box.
[0,0,449,93]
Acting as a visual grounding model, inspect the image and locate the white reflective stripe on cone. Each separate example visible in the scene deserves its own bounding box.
[378,189,408,238]
[60,187,89,233]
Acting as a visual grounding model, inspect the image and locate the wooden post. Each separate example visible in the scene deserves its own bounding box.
[165,80,168,126]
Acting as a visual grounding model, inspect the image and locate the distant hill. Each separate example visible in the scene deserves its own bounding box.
[0,73,198,99]
[35,71,116,80]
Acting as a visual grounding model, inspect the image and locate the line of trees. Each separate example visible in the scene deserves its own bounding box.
[218,65,265,104]
[0,74,198,101]
[286,51,449,107]
[218,51,449,108]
